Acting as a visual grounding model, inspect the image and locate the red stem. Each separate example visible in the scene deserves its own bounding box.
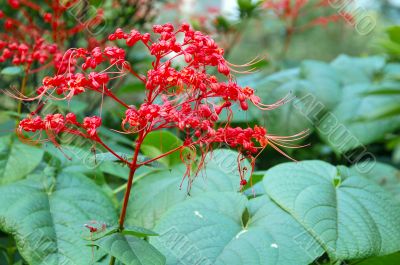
[124,64,146,84]
[109,132,145,265]
[103,89,130,108]
[117,131,145,229]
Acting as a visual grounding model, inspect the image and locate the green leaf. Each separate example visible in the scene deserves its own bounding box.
[99,161,130,178]
[237,0,253,10]
[249,55,400,152]
[43,144,102,176]
[122,225,159,237]
[348,161,400,202]
[151,192,323,265]
[87,224,158,241]
[386,26,400,44]
[263,160,400,260]
[126,150,248,229]
[141,130,183,167]
[1,66,23,76]
[382,63,400,81]
[331,55,386,85]
[0,137,44,185]
[379,39,400,57]
[237,0,260,17]
[363,89,400,95]
[299,60,341,110]
[88,226,119,241]
[98,127,133,146]
[92,233,165,265]
[245,62,342,139]
[352,251,400,265]
[318,83,400,153]
[243,171,266,196]
[255,79,315,137]
[95,152,131,162]
[0,173,118,264]
[365,102,400,120]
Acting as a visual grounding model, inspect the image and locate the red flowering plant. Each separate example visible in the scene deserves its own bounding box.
[0,0,107,118]
[0,0,105,73]
[10,23,307,262]
[0,0,162,75]
[263,0,354,55]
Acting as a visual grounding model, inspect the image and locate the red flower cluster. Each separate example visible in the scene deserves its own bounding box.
[108,28,151,47]
[17,23,305,187]
[0,0,104,72]
[211,126,268,154]
[36,71,111,99]
[81,46,126,70]
[0,38,58,65]
[18,113,102,140]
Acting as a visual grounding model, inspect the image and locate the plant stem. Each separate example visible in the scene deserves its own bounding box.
[280,26,294,61]
[109,255,116,265]
[117,166,138,229]
[109,132,145,265]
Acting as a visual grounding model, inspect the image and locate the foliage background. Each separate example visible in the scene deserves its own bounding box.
[0,0,400,265]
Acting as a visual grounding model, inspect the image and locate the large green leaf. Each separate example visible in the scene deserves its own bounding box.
[299,60,341,110]
[262,79,315,136]
[245,55,400,153]
[0,136,44,185]
[348,161,400,202]
[245,69,316,137]
[245,61,343,138]
[331,55,386,85]
[92,233,165,265]
[263,160,400,260]
[318,83,400,153]
[150,192,323,265]
[0,173,118,265]
[125,150,249,229]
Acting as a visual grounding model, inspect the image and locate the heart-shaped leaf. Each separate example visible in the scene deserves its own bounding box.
[92,233,165,265]
[263,160,400,260]
[126,150,249,229]
[0,172,117,265]
[318,83,400,153]
[348,161,400,202]
[0,136,43,185]
[150,192,323,265]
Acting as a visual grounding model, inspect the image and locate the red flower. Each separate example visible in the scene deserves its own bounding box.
[16,23,307,187]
